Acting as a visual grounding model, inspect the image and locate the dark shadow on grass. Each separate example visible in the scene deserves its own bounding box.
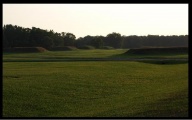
[130,109,188,117]
[137,60,188,65]
[130,91,188,117]
[3,75,20,79]
[91,90,188,117]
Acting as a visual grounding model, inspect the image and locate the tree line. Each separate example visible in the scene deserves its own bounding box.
[3,24,188,50]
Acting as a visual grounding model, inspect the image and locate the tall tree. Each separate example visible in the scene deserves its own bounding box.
[105,32,122,48]
[90,36,104,48]
[64,33,76,46]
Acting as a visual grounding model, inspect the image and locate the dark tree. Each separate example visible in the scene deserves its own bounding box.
[90,36,104,48]
[41,36,54,49]
[63,33,76,46]
[3,24,188,50]
[104,32,122,48]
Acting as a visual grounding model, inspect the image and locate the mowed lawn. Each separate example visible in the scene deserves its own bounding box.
[3,49,128,62]
[3,61,188,117]
[3,49,188,62]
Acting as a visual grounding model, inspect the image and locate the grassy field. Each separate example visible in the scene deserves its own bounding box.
[3,49,188,62]
[3,49,188,117]
[3,49,128,62]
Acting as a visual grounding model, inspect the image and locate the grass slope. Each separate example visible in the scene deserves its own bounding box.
[3,49,128,62]
[124,47,188,55]
[3,61,188,117]
[117,47,188,59]
[3,47,48,53]
[3,49,188,62]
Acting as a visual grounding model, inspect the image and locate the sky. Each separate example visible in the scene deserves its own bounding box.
[3,4,188,38]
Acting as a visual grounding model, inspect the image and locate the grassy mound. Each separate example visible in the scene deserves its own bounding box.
[50,46,78,51]
[101,46,114,49]
[3,47,48,53]
[124,47,188,55]
[78,45,95,50]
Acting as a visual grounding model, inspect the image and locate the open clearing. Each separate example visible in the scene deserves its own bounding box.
[3,49,188,117]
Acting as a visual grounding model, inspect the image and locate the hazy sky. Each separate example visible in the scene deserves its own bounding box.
[3,4,188,38]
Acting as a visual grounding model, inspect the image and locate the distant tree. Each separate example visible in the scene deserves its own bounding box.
[3,24,16,48]
[22,28,31,47]
[41,36,54,49]
[105,32,122,48]
[74,37,84,47]
[90,36,104,48]
[122,35,143,48]
[49,30,63,47]
[64,33,76,46]
[78,35,94,47]
[3,24,188,50]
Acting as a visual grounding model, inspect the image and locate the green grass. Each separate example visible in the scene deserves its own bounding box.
[3,61,188,117]
[3,49,128,62]
[3,49,188,117]
[3,49,188,62]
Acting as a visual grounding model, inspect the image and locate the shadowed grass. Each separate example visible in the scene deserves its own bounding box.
[138,60,188,65]
[124,47,188,55]
[116,47,188,59]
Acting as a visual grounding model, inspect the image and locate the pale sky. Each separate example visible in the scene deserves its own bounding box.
[3,4,188,38]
